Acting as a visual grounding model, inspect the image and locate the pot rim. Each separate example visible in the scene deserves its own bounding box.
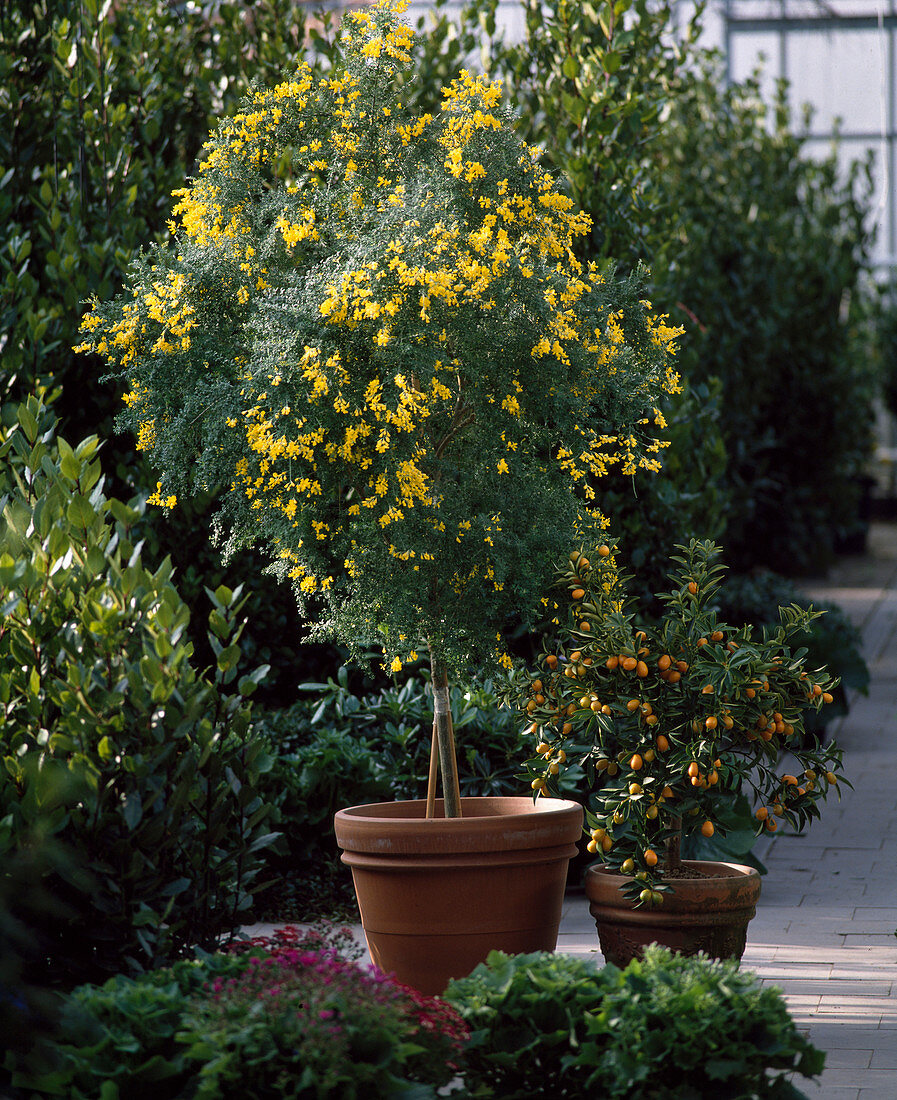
[336,795,581,822]
[334,796,584,855]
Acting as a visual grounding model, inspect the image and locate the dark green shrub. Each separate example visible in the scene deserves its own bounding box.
[0,398,277,986]
[880,316,897,422]
[490,0,694,270]
[1,0,351,706]
[8,927,467,1100]
[0,829,75,1091]
[445,945,825,1099]
[460,0,875,576]
[1,0,342,414]
[444,0,732,578]
[716,570,869,733]
[253,669,530,919]
[651,64,876,575]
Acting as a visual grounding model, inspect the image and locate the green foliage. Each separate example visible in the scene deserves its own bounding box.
[592,377,729,605]
[0,832,72,1092]
[488,0,699,269]
[9,928,465,1100]
[457,1,875,576]
[9,952,251,1100]
[449,950,607,1097]
[1,0,342,413]
[445,1,734,588]
[678,789,767,871]
[651,64,876,575]
[716,570,869,735]
[445,945,825,1099]
[253,670,527,919]
[868,278,897,423]
[0,398,277,986]
[510,539,847,903]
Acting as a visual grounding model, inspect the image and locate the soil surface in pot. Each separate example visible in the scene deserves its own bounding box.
[586,859,761,968]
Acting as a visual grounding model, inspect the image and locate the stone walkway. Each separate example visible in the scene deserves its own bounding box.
[556,522,897,1100]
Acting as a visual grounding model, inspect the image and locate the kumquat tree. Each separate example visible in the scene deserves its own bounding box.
[511,538,847,904]
[76,0,682,818]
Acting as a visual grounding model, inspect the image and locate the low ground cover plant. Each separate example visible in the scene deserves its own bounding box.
[9,936,822,1100]
[7,926,467,1100]
[444,946,825,1099]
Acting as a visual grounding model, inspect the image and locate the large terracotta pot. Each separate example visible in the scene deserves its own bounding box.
[585,859,761,969]
[334,796,583,995]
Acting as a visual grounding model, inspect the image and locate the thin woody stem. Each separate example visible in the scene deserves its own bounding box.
[664,814,683,872]
[429,644,462,818]
[433,405,475,461]
[425,718,438,818]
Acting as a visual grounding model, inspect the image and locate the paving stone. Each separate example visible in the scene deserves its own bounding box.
[557,900,595,933]
[841,921,897,934]
[818,1070,897,1091]
[805,1089,858,1100]
[752,963,835,980]
[780,980,893,998]
[781,993,824,1009]
[855,887,897,905]
[761,946,846,963]
[554,939,603,962]
[806,1027,897,1051]
[869,1049,897,1069]
[840,934,897,947]
[823,1049,874,1069]
[842,909,897,922]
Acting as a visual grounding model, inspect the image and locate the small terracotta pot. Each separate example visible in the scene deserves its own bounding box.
[334,796,583,995]
[585,859,761,968]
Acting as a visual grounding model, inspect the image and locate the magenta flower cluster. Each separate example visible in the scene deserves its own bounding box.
[185,925,468,1094]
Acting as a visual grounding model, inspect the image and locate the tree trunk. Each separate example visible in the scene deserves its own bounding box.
[429,645,462,818]
[664,815,683,873]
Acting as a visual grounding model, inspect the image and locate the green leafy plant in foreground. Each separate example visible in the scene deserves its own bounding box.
[8,927,464,1100]
[445,946,825,1099]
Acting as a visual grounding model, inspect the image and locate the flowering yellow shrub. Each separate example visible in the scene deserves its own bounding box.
[77,0,680,676]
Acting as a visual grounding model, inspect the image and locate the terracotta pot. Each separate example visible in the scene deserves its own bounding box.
[585,859,761,968]
[333,796,583,995]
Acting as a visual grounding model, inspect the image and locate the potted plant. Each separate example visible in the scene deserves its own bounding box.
[510,538,847,966]
[75,0,681,991]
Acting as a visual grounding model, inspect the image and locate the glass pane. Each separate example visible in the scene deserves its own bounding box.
[786,29,889,137]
